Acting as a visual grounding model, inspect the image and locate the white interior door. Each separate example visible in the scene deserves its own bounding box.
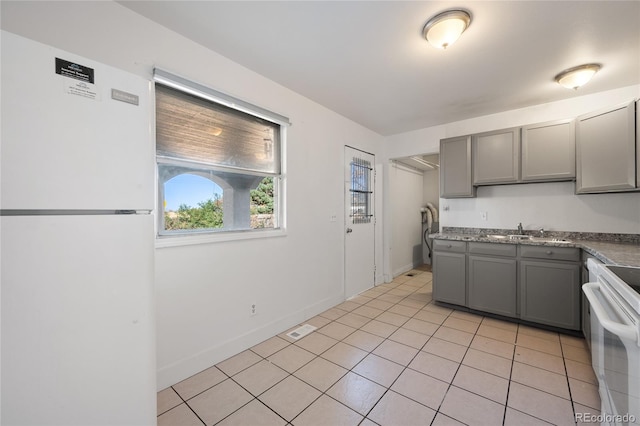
[345,146,375,299]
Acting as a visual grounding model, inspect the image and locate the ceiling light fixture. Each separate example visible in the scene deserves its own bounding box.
[555,64,601,90]
[208,127,223,136]
[423,9,471,50]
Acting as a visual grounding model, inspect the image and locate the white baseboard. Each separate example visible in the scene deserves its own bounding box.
[156,293,344,391]
[392,262,414,278]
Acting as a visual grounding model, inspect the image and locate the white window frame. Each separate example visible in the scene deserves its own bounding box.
[153,69,288,248]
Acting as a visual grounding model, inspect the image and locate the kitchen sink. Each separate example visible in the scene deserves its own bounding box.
[508,234,532,240]
[531,237,573,244]
[483,234,533,240]
[547,238,573,244]
[485,234,508,240]
[481,234,573,244]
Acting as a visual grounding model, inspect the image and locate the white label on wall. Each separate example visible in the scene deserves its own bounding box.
[111,88,139,106]
[64,79,100,101]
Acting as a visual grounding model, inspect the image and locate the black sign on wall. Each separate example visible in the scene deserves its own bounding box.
[55,58,94,83]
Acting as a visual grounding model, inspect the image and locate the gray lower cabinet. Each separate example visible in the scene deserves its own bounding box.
[519,259,581,330]
[468,254,517,318]
[576,100,637,193]
[432,240,466,306]
[434,239,583,331]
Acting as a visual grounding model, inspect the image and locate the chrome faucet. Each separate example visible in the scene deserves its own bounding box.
[517,222,523,235]
[539,228,544,237]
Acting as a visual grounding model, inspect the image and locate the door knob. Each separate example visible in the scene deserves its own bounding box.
[346,228,353,233]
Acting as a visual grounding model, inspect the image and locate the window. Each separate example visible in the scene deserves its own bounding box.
[154,70,288,239]
[349,156,373,224]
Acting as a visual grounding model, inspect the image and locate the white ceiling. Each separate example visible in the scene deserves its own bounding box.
[119,1,640,136]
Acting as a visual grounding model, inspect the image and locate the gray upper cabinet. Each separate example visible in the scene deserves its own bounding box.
[521,119,575,182]
[440,135,475,198]
[472,127,520,185]
[576,100,637,193]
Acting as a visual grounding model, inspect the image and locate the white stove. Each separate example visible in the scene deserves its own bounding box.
[584,260,640,426]
[606,266,640,314]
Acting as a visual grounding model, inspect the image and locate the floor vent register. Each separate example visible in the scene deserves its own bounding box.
[286,324,317,340]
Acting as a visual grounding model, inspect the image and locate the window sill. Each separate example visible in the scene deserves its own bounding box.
[155,228,286,248]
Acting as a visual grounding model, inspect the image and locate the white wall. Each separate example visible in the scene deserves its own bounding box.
[384,85,640,235]
[388,163,424,276]
[442,182,640,233]
[1,1,385,390]
[423,168,440,210]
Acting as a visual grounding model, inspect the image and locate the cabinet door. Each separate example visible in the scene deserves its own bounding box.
[440,136,475,198]
[433,251,466,306]
[520,260,581,330]
[468,255,517,317]
[576,100,636,193]
[521,119,575,182]
[473,127,521,185]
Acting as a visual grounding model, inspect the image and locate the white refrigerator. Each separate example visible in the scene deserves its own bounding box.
[1,31,156,425]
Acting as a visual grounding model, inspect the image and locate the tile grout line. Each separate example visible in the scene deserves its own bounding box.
[430,308,507,425]
[159,269,597,425]
[560,339,580,426]
[506,323,583,425]
[501,324,518,426]
[286,271,436,423]
[340,273,438,423]
[160,272,437,423]
[169,384,207,425]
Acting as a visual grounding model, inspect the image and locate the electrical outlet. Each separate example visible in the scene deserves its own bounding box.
[250,303,257,316]
[481,211,488,221]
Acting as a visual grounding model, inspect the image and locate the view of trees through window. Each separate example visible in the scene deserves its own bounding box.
[164,176,274,231]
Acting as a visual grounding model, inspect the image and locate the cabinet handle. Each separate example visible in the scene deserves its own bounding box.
[546,250,553,255]
[447,244,452,248]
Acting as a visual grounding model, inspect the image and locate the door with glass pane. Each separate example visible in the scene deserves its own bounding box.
[345,146,375,298]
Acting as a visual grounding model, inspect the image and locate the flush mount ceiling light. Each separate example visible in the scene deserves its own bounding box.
[423,9,472,50]
[555,64,601,90]
[207,127,223,136]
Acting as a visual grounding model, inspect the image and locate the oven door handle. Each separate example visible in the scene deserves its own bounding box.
[583,282,638,343]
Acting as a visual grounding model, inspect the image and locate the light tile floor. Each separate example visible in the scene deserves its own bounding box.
[157,267,601,426]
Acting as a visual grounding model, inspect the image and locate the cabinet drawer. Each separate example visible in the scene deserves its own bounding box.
[469,242,516,257]
[519,245,580,262]
[433,239,466,253]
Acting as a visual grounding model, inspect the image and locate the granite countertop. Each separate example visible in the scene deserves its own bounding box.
[431,230,640,267]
